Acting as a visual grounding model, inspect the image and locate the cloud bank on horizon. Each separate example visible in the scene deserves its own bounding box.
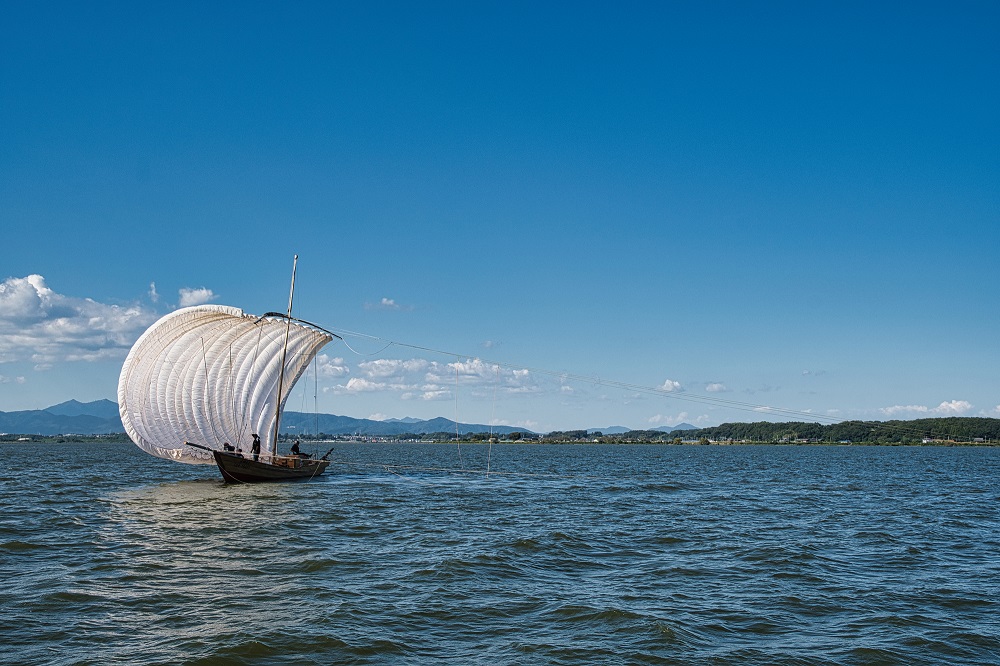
[0,273,995,427]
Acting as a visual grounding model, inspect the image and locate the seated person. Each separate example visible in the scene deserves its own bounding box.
[222,442,243,457]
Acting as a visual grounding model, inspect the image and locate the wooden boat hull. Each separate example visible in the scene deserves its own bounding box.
[212,451,330,483]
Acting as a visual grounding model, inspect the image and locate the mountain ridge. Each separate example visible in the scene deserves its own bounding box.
[0,399,536,437]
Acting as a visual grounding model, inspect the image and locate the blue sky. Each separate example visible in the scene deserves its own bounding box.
[1,1,997,432]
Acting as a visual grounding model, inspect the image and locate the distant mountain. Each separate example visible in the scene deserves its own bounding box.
[46,399,120,419]
[280,412,530,436]
[587,426,631,435]
[0,399,124,435]
[654,423,698,433]
[0,399,533,437]
[586,423,700,435]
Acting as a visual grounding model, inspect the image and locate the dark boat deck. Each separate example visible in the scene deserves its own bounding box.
[212,451,330,483]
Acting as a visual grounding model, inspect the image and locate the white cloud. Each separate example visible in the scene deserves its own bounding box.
[365,297,413,311]
[705,382,729,393]
[659,379,684,392]
[880,400,974,417]
[401,388,452,401]
[178,287,217,307]
[934,400,973,415]
[359,358,428,379]
[428,358,495,382]
[503,385,542,395]
[0,374,27,384]
[368,413,390,421]
[321,356,538,400]
[325,374,421,396]
[342,377,386,393]
[425,358,535,394]
[880,404,927,416]
[0,275,158,365]
[317,355,350,378]
[648,411,694,426]
[148,282,159,303]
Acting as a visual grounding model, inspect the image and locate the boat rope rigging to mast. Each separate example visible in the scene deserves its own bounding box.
[453,359,464,470]
[323,327,975,443]
[269,255,299,462]
[325,325,847,421]
[118,255,337,482]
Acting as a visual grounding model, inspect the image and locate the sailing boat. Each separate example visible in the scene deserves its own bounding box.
[117,256,339,482]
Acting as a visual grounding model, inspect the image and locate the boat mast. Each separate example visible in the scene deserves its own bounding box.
[270,254,298,458]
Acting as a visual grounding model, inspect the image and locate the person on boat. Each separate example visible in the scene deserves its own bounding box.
[290,439,302,456]
[251,433,261,461]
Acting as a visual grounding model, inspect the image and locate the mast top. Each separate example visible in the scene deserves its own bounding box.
[270,255,299,453]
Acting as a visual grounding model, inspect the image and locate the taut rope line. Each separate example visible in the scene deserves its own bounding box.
[328,326,843,424]
[325,328,974,442]
[327,459,625,483]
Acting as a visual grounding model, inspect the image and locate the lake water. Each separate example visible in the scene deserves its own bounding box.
[2,442,999,665]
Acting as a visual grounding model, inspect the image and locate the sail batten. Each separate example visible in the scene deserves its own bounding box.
[118,305,333,465]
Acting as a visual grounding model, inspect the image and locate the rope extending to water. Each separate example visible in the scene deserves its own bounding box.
[487,364,499,477]
[453,360,464,470]
[327,458,624,483]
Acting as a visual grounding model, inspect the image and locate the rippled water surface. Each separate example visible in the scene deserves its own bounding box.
[2,442,999,665]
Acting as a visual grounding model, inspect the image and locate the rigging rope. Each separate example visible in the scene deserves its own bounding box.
[454,358,464,470]
[327,458,621,482]
[487,363,499,477]
[340,337,395,357]
[325,325,978,442]
[313,354,320,455]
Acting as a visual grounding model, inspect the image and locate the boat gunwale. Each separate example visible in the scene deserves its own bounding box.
[212,450,331,483]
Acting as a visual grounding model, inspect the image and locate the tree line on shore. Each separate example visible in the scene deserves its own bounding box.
[555,418,1000,444]
[4,417,998,445]
[352,417,1000,444]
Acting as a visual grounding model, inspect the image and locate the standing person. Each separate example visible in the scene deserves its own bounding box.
[291,439,301,456]
[251,433,261,462]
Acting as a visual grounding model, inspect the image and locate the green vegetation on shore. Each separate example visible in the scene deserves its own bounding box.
[4,417,999,445]
[539,418,1000,445]
[0,433,132,443]
[323,417,1000,445]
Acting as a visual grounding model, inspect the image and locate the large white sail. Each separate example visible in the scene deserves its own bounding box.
[118,305,334,464]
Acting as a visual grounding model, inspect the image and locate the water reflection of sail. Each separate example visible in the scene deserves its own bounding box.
[118,297,336,481]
